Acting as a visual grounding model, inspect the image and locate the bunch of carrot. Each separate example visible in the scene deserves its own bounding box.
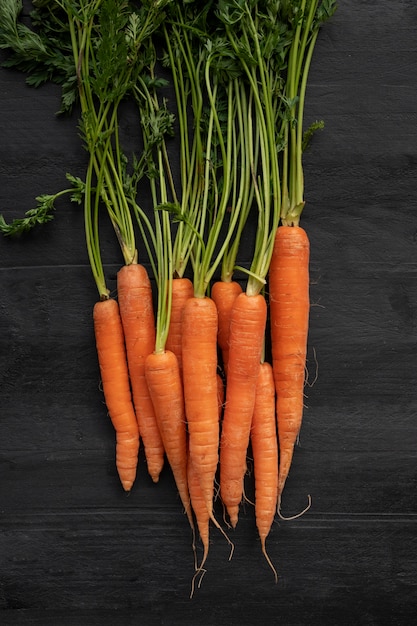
[0,0,337,591]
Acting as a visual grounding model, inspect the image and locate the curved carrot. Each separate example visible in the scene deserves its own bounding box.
[251,360,278,581]
[219,291,267,527]
[211,280,243,376]
[145,349,194,530]
[117,263,165,483]
[165,276,194,375]
[93,297,139,492]
[182,296,219,518]
[269,225,310,504]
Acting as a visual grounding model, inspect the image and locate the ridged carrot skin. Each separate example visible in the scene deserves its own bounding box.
[117,264,165,483]
[93,298,139,492]
[211,280,243,376]
[145,349,194,529]
[219,292,267,527]
[251,361,278,581]
[182,296,219,518]
[165,277,194,375]
[269,225,310,501]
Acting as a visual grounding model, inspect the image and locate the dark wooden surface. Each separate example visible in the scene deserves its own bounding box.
[1,2,417,624]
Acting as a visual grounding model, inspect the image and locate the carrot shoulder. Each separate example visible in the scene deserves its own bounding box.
[219,291,267,528]
[211,280,243,376]
[93,297,139,492]
[165,276,194,376]
[269,225,310,503]
[117,263,165,483]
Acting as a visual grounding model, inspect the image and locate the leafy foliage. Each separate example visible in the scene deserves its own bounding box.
[0,171,86,236]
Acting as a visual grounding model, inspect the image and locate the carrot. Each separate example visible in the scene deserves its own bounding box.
[219,291,267,528]
[165,276,194,375]
[269,225,310,504]
[182,296,220,519]
[211,280,243,376]
[145,349,194,530]
[93,297,139,492]
[251,360,278,581]
[117,263,165,483]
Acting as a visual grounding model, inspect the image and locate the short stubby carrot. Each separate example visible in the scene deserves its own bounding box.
[211,280,243,376]
[145,349,193,530]
[219,291,267,528]
[269,225,310,503]
[93,297,139,492]
[182,296,219,519]
[117,263,165,483]
[165,276,194,375]
[251,360,278,581]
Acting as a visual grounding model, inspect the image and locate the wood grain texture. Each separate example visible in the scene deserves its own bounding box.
[1,1,417,624]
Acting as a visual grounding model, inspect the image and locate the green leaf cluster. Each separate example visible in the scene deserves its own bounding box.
[0,0,337,304]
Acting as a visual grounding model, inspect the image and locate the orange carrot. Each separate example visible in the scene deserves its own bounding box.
[269,225,310,504]
[219,291,267,527]
[211,280,243,376]
[117,263,165,483]
[93,297,139,492]
[182,296,220,519]
[145,349,194,530]
[251,360,278,581]
[165,276,194,375]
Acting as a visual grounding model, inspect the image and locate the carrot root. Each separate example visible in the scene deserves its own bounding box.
[269,225,310,501]
[93,298,139,492]
[251,361,279,583]
[182,296,220,519]
[117,263,165,483]
[219,291,267,527]
[145,349,194,531]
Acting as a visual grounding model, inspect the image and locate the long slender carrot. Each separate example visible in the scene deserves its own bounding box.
[117,263,165,483]
[182,296,220,520]
[165,276,194,375]
[93,297,139,492]
[145,349,194,530]
[251,360,278,581]
[211,280,243,376]
[269,224,310,504]
[219,291,267,528]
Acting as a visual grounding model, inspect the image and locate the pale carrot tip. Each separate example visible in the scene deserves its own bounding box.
[227,506,239,529]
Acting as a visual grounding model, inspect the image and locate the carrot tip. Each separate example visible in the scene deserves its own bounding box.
[227,505,239,529]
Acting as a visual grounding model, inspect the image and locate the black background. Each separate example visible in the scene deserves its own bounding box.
[1,1,417,624]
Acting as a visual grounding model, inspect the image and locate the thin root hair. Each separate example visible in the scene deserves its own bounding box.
[305,346,319,388]
[277,494,312,521]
